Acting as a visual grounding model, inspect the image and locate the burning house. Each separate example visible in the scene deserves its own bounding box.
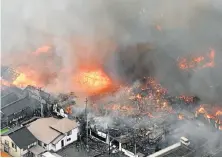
[2,1,222,157]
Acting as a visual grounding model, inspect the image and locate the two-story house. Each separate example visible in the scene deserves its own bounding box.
[27,117,79,152]
[1,126,38,157]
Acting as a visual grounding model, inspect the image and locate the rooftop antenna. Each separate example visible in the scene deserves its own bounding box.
[85,98,89,153]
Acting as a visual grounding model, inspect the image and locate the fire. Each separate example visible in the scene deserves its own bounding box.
[196,105,222,130]
[65,106,72,114]
[178,49,215,70]
[0,78,11,87]
[206,114,215,119]
[198,107,207,114]
[216,111,222,116]
[75,69,114,95]
[13,72,38,88]
[32,45,51,56]
[8,45,56,88]
[178,114,184,120]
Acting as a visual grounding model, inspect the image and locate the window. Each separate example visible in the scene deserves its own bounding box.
[12,142,15,148]
[67,130,72,136]
[5,140,9,145]
[12,142,17,151]
[67,138,71,142]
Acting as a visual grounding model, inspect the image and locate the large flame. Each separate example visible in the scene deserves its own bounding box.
[13,72,37,88]
[74,68,115,95]
[11,45,57,88]
[12,67,45,88]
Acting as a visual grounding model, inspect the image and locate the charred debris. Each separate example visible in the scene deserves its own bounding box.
[1,66,221,157]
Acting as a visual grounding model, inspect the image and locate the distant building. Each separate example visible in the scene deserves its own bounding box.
[1,96,42,129]
[27,117,79,152]
[0,85,53,129]
[1,93,19,108]
[1,126,40,157]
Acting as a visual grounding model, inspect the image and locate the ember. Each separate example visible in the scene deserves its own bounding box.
[196,105,222,125]
[178,113,184,120]
[178,49,215,71]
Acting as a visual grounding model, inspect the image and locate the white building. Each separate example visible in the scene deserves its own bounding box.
[26,117,79,152]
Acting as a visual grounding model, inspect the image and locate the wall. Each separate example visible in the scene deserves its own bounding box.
[1,136,21,157]
[47,128,79,152]
[121,148,135,157]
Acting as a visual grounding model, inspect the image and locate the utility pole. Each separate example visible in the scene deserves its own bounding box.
[85,98,89,153]
[108,126,110,155]
[134,132,137,157]
[38,88,44,117]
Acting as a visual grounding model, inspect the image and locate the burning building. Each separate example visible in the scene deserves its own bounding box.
[2,0,222,157]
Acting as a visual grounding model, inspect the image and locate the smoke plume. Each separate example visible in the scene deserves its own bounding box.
[2,1,222,153]
[2,0,222,103]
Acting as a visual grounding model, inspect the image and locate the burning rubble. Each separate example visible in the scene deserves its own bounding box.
[195,104,222,130]
[177,49,215,71]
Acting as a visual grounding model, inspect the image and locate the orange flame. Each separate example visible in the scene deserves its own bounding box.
[216,111,222,116]
[32,45,51,56]
[198,107,207,114]
[13,72,38,88]
[178,49,215,70]
[11,45,54,88]
[0,78,12,87]
[75,69,114,95]
[196,105,222,128]
[178,114,184,120]
[65,106,73,114]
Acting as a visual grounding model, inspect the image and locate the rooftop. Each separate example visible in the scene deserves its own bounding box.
[8,126,37,150]
[1,92,19,108]
[1,96,40,117]
[162,145,193,157]
[50,117,78,134]
[27,117,78,144]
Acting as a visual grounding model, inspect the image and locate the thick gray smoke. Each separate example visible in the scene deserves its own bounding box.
[1,0,222,102]
[2,1,222,152]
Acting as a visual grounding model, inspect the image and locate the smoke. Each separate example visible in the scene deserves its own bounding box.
[167,120,222,156]
[2,0,222,103]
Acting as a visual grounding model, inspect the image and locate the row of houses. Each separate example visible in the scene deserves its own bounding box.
[1,83,80,157]
[1,117,79,157]
[1,85,53,129]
